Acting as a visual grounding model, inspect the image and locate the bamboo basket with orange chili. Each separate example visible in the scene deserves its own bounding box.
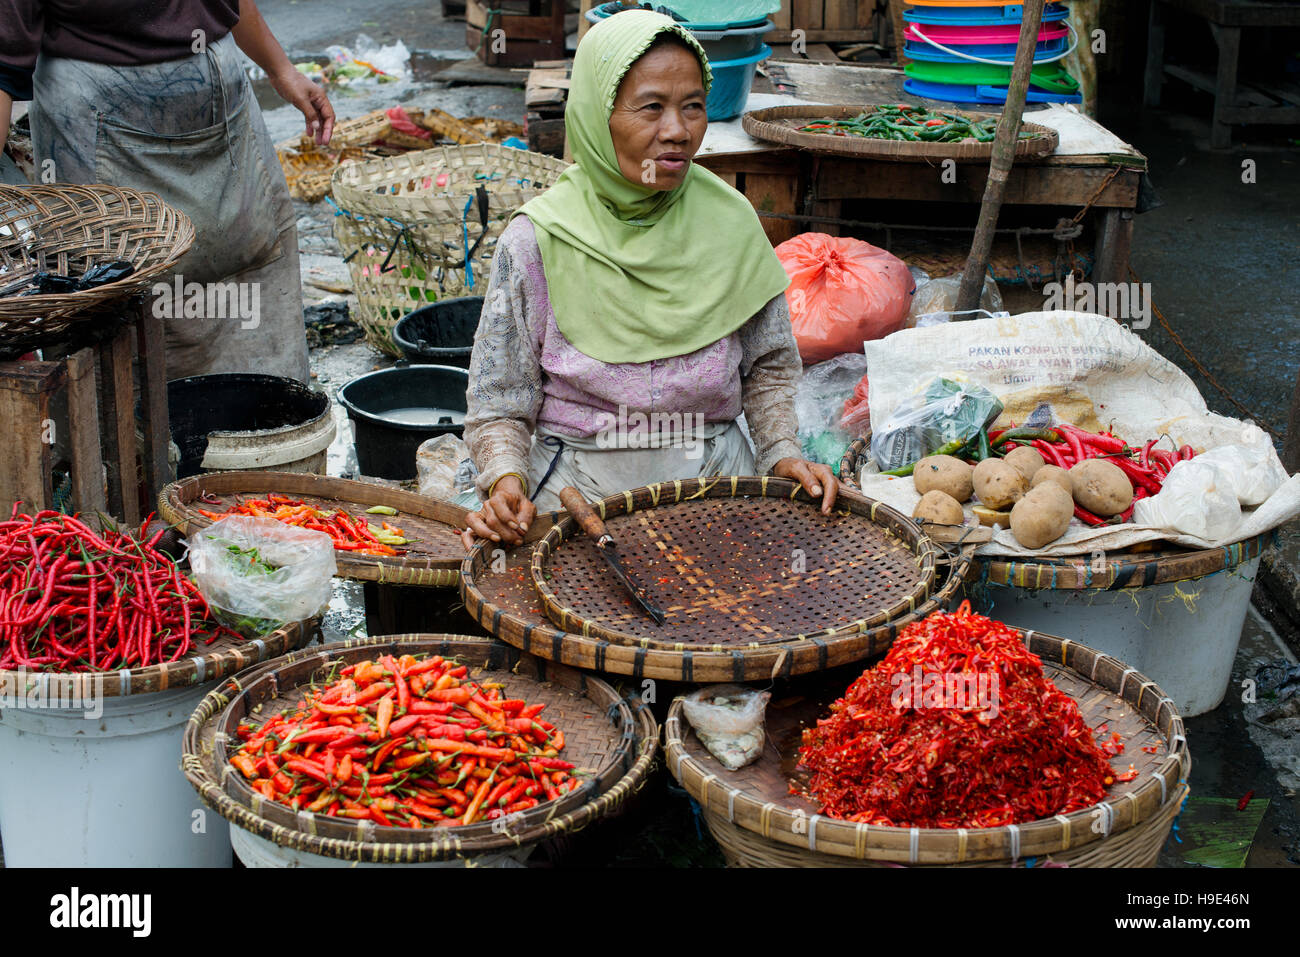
[182,636,658,865]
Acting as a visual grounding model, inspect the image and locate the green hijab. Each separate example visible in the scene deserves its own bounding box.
[517,10,790,364]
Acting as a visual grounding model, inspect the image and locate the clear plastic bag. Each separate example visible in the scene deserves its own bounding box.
[795,353,870,470]
[870,376,1004,472]
[187,516,337,635]
[906,272,1004,328]
[681,684,771,771]
[417,434,470,502]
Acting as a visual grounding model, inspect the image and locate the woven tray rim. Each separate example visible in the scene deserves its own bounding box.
[0,618,315,700]
[740,105,1059,163]
[839,431,1273,588]
[665,627,1190,864]
[529,476,943,650]
[157,471,469,587]
[181,635,659,863]
[0,184,196,322]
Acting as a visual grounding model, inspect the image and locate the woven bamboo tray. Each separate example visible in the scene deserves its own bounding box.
[0,184,194,351]
[182,635,658,864]
[531,476,944,650]
[158,471,468,587]
[741,105,1058,163]
[838,432,1274,589]
[0,617,315,700]
[331,144,569,355]
[666,628,1191,867]
[462,485,973,682]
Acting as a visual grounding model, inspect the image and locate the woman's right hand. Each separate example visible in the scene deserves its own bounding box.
[461,475,536,550]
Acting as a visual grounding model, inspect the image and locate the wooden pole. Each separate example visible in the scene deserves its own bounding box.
[955,0,1046,313]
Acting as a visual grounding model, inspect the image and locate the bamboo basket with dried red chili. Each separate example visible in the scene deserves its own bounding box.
[0,508,317,696]
[665,623,1190,867]
[181,635,657,865]
[529,476,949,654]
[461,519,973,683]
[159,471,469,587]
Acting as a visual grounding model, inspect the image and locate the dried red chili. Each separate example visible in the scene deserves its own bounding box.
[796,602,1114,828]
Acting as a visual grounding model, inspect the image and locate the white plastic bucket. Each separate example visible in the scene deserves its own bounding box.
[0,682,232,867]
[984,555,1262,717]
[229,826,531,868]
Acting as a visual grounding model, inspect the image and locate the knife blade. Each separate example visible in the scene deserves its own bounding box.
[559,486,666,626]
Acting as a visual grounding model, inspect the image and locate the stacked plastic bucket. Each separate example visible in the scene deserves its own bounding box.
[902,1,1082,104]
[585,1,776,120]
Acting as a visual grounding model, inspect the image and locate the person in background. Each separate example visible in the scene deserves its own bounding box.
[0,0,333,382]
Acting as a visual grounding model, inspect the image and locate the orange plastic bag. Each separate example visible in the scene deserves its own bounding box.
[776,233,913,364]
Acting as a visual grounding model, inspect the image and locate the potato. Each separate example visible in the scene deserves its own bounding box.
[972,459,1029,510]
[1069,459,1134,517]
[1010,483,1074,549]
[912,490,965,526]
[912,454,974,503]
[972,505,1012,528]
[1031,464,1073,495]
[1003,446,1046,482]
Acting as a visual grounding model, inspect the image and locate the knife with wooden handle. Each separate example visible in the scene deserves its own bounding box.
[559,486,666,626]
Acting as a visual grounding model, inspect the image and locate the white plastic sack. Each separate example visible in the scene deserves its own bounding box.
[1194,435,1287,506]
[188,516,337,631]
[1134,459,1242,541]
[855,311,1300,555]
[682,684,771,771]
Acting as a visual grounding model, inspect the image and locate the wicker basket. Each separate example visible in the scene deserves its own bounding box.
[330,144,569,354]
[665,627,1191,867]
[158,471,469,587]
[0,184,194,353]
[182,635,658,865]
[0,617,316,700]
[837,431,1274,590]
[741,105,1058,163]
[461,481,976,682]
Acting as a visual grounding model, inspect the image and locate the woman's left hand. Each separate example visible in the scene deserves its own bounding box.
[269,67,335,145]
[773,457,839,515]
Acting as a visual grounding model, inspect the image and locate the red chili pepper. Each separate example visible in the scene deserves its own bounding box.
[1237,789,1255,811]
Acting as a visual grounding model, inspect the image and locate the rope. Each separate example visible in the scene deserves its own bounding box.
[1131,266,1283,441]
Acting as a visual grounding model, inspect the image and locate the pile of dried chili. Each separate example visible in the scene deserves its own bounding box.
[231,652,582,827]
[0,508,236,672]
[797,602,1115,828]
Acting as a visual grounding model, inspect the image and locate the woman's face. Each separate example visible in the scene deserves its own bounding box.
[608,43,707,192]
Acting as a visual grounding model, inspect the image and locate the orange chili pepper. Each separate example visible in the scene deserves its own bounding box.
[376,694,394,739]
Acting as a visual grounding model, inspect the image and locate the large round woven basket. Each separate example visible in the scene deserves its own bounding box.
[158,471,469,587]
[330,144,569,355]
[0,184,194,353]
[665,627,1191,867]
[837,431,1274,590]
[461,481,975,682]
[741,105,1058,163]
[0,617,316,700]
[182,635,658,865]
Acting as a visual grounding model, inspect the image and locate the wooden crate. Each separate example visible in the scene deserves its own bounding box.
[466,0,566,67]
[767,0,875,43]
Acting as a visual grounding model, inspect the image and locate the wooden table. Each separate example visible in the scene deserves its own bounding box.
[1145,0,1300,148]
[695,63,1147,286]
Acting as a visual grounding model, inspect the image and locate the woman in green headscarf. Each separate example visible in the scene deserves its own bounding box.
[462,9,835,547]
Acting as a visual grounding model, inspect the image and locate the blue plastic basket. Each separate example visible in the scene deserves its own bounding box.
[706,44,770,120]
[903,37,1068,63]
[903,3,1070,26]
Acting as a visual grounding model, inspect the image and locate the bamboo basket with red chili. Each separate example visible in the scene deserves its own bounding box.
[159,471,469,587]
[182,636,657,865]
[665,610,1190,867]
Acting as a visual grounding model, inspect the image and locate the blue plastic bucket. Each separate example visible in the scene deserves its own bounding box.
[706,44,770,120]
[586,1,769,30]
[903,3,1070,26]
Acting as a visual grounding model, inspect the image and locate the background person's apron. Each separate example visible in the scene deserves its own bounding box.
[30,35,309,382]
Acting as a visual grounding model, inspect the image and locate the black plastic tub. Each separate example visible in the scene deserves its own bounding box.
[168,374,334,479]
[391,297,484,368]
[337,365,469,480]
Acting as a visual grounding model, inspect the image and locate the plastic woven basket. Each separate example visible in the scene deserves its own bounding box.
[331,144,569,355]
[0,184,194,354]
